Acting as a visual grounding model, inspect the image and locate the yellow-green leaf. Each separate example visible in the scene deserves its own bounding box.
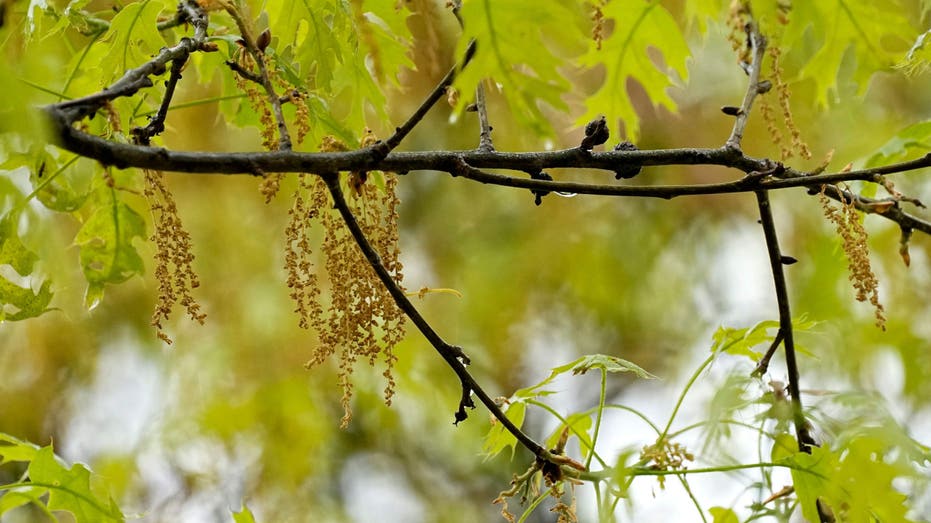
[232,504,257,523]
[780,0,915,106]
[579,0,690,141]
[709,506,739,523]
[28,446,124,522]
[454,0,584,136]
[0,213,54,321]
[482,401,526,460]
[74,196,146,308]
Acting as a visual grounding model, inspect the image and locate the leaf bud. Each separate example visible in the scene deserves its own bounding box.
[721,105,742,116]
[580,115,609,150]
[256,28,271,52]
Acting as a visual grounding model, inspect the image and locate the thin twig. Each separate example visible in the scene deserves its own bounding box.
[131,57,186,145]
[383,39,478,152]
[221,3,291,150]
[725,23,767,150]
[755,190,816,453]
[475,80,494,151]
[321,173,548,460]
[51,0,209,123]
[252,50,292,151]
[752,328,784,377]
[225,60,262,84]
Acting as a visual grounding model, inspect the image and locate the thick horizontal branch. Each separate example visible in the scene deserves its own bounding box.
[42,120,931,234]
[43,120,755,173]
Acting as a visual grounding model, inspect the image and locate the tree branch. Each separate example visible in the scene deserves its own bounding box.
[40,115,931,234]
[756,190,815,453]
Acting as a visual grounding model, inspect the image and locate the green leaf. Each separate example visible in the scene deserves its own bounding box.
[779,437,917,523]
[779,0,915,106]
[73,195,146,309]
[260,0,389,134]
[567,354,657,379]
[454,0,584,136]
[0,213,54,321]
[355,4,414,87]
[232,504,257,523]
[513,354,655,402]
[545,412,593,459]
[685,0,725,33]
[0,486,48,516]
[27,446,125,522]
[864,120,931,167]
[80,1,168,86]
[769,433,797,463]
[708,506,739,523]
[711,317,817,362]
[27,153,94,213]
[579,0,690,141]
[482,401,526,459]
[0,432,40,464]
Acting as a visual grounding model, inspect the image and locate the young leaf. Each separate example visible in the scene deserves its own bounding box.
[708,506,739,523]
[0,213,54,321]
[74,197,146,309]
[232,504,257,523]
[261,0,388,132]
[0,432,40,464]
[779,1,915,106]
[579,0,690,141]
[27,446,125,522]
[864,120,931,167]
[0,486,48,516]
[28,155,94,213]
[545,412,593,458]
[779,437,916,523]
[453,0,584,136]
[512,354,655,402]
[568,354,656,379]
[482,401,526,459]
[80,1,169,85]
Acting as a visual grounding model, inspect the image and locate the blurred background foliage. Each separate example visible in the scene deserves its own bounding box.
[1,0,930,521]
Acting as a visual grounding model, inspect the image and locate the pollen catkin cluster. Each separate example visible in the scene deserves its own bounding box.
[725,0,751,65]
[231,47,310,151]
[144,169,206,344]
[819,187,887,330]
[640,439,694,489]
[286,135,406,427]
[769,46,811,161]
